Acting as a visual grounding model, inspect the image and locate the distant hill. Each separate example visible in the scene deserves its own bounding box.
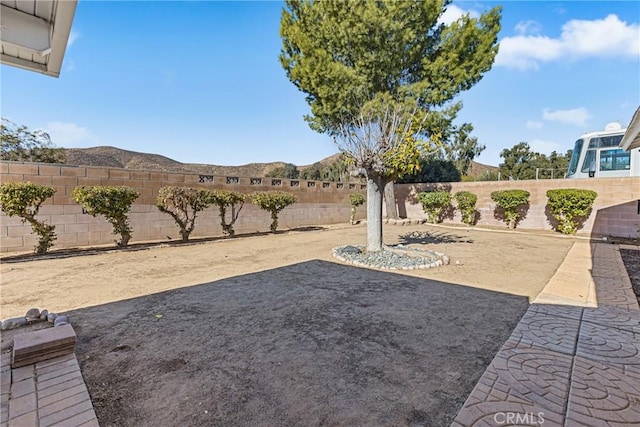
[63,146,497,179]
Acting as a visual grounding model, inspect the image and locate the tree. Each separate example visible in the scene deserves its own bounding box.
[208,190,245,237]
[1,119,66,163]
[266,163,299,179]
[443,122,485,176]
[280,0,501,251]
[300,162,324,180]
[250,191,297,233]
[499,143,572,180]
[157,186,213,241]
[72,186,139,247]
[0,182,57,254]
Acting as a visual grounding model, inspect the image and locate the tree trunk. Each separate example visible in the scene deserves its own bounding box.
[366,174,386,252]
[384,181,398,219]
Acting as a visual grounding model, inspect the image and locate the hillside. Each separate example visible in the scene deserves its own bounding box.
[63,146,496,179]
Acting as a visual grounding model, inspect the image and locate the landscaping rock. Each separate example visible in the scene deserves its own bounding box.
[40,309,49,320]
[47,313,58,323]
[54,315,68,327]
[1,317,27,330]
[25,308,41,322]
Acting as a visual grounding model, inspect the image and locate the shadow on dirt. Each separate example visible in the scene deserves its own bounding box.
[398,230,474,245]
[68,260,526,427]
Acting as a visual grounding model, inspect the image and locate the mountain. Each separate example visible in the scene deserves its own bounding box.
[63,146,497,179]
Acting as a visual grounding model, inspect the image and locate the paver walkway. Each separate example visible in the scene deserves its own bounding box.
[453,242,640,426]
[1,352,98,427]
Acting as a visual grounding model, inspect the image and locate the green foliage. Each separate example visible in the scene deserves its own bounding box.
[490,189,530,229]
[157,186,213,241]
[266,163,300,179]
[72,186,139,247]
[499,142,572,180]
[280,1,501,134]
[1,118,66,163]
[250,191,297,233]
[0,182,56,254]
[454,191,478,226]
[417,191,452,224]
[546,189,597,234]
[399,158,461,183]
[207,190,245,237]
[349,193,365,225]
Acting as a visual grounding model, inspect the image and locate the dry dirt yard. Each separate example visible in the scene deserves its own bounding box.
[1,224,576,426]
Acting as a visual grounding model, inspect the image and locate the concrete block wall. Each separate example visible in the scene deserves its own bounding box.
[0,161,367,253]
[394,177,640,238]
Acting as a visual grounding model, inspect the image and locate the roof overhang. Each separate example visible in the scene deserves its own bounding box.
[620,106,640,151]
[0,0,77,78]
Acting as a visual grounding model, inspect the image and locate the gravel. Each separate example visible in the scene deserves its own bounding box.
[332,244,449,270]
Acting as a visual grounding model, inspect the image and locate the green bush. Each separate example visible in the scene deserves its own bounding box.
[250,191,297,233]
[490,189,530,229]
[417,191,452,223]
[546,188,597,234]
[454,191,478,226]
[349,193,365,225]
[207,190,245,237]
[157,186,213,241]
[73,186,139,247]
[0,182,56,254]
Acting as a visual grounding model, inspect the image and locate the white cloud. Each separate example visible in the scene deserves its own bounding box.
[542,107,592,127]
[68,30,80,48]
[526,120,544,130]
[515,20,542,35]
[44,122,97,147]
[496,14,640,70]
[529,139,562,154]
[438,5,479,26]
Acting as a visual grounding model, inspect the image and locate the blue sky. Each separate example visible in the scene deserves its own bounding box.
[1,1,639,167]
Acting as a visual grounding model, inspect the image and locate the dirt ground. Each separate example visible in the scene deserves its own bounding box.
[621,248,640,303]
[1,224,576,426]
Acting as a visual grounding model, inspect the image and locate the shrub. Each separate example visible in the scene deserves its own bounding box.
[250,191,297,233]
[417,191,452,223]
[157,186,213,241]
[208,190,245,237]
[0,182,56,254]
[72,186,139,247]
[490,189,530,229]
[349,193,365,225]
[454,191,478,226]
[546,188,597,234]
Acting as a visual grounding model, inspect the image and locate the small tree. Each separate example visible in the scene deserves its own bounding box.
[0,182,56,254]
[454,191,478,226]
[1,118,66,163]
[208,190,245,237]
[157,186,213,241]
[546,189,597,234]
[417,191,452,224]
[73,186,139,247]
[491,189,530,229]
[251,191,297,233]
[349,193,365,225]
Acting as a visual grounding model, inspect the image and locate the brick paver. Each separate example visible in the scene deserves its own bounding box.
[4,348,99,426]
[454,243,640,426]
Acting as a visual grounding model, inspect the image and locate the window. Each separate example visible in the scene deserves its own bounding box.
[599,149,630,171]
[567,139,583,175]
[581,149,596,173]
[588,134,624,149]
